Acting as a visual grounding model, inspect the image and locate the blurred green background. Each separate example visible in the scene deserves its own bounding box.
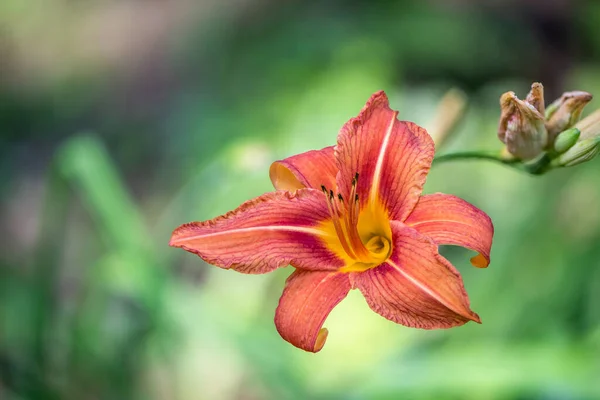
[2,0,600,399]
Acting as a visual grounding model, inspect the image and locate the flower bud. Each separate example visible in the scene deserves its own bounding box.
[551,136,600,167]
[545,91,593,143]
[575,109,600,141]
[498,91,547,160]
[553,128,580,154]
[525,82,545,115]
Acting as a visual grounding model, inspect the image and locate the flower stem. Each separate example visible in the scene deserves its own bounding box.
[433,150,553,175]
[434,151,519,166]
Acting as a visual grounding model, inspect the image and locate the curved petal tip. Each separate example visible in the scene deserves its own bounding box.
[314,328,329,352]
[269,146,338,191]
[470,253,489,268]
[275,270,351,353]
[269,161,305,191]
[406,193,493,268]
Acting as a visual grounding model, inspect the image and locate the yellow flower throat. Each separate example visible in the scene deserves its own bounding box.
[320,174,392,272]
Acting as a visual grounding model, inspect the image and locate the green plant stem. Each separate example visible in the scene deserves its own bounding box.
[433,150,553,175]
[434,151,520,167]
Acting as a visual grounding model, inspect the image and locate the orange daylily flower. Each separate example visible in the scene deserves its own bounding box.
[170,91,494,353]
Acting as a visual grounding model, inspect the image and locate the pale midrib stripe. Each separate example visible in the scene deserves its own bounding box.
[171,225,331,243]
[369,112,398,207]
[408,219,477,227]
[387,259,458,315]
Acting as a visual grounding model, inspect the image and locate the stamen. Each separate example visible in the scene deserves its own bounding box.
[332,193,359,259]
[348,176,358,225]
[345,173,370,260]
[353,195,360,226]
[340,195,358,258]
[321,176,372,263]
[322,184,356,259]
[337,194,347,215]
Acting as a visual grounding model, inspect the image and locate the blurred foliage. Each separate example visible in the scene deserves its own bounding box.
[2,0,600,399]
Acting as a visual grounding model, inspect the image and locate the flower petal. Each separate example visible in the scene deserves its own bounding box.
[275,269,351,352]
[353,222,480,328]
[405,193,494,268]
[170,189,343,273]
[269,146,338,191]
[335,91,435,221]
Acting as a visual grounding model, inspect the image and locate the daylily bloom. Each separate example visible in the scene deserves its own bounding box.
[170,91,494,353]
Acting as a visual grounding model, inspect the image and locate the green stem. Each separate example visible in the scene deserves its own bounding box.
[433,151,522,169]
[433,150,553,175]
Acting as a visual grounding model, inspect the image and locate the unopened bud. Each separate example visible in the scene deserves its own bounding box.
[551,137,600,167]
[525,82,545,115]
[498,91,547,160]
[553,128,580,154]
[575,109,600,141]
[545,91,593,143]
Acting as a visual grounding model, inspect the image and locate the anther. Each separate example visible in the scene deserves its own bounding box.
[329,190,334,200]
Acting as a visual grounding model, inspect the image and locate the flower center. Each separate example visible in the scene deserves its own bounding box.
[320,174,392,272]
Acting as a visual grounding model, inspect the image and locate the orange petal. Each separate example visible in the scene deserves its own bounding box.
[269,146,338,191]
[275,269,351,352]
[353,221,480,328]
[405,193,493,268]
[335,91,434,221]
[170,189,343,274]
